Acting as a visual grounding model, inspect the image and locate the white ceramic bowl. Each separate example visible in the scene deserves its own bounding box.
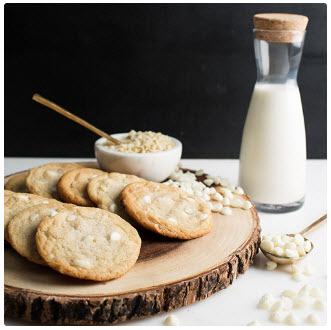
[95,133,182,182]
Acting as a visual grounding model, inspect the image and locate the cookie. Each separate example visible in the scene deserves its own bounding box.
[4,192,53,242]
[8,203,68,265]
[87,172,145,217]
[57,168,106,206]
[5,172,29,193]
[121,181,213,239]
[26,163,83,199]
[35,207,141,281]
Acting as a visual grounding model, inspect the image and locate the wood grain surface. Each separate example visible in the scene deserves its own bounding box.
[4,162,261,325]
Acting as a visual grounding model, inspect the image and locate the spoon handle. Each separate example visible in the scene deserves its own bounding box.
[299,214,327,237]
[32,93,121,145]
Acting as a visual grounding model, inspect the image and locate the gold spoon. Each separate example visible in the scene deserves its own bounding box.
[260,214,327,265]
[32,93,121,145]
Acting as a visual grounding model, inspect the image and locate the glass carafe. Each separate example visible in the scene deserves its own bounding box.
[239,23,307,213]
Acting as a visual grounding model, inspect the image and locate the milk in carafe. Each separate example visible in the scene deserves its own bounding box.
[239,13,308,212]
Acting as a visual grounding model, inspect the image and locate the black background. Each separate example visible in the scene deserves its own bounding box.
[4,3,327,159]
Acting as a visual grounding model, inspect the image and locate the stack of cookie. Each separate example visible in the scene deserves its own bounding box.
[4,162,214,281]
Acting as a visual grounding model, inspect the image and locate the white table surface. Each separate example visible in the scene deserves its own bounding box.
[4,158,327,326]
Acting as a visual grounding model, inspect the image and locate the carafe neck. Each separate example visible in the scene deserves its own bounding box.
[254,30,306,84]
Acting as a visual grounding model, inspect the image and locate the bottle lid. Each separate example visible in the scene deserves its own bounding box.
[253,13,308,43]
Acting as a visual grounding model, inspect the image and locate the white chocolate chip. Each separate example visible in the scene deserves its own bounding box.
[296,245,306,256]
[293,234,305,245]
[269,310,286,323]
[212,192,223,202]
[293,295,310,308]
[110,232,121,241]
[142,195,152,204]
[313,299,326,311]
[219,187,231,196]
[202,193,210,201]
[282,289,297,299]
[270,300,284,312]
[17,195,29,201]
[306,313,320,325]
[200,213,208,220]
[50,210,58,217]
[67,214,77,221]
[281,297,293,310]
[184,196,195,202]
[230,198,243,208]
[46,170,59,178]
[203,179,214,186]
[258,294,274,310]
[30,214,39,221]
[292,273,305,282]
[100,185,107,192]
[222,197,230,206]
[260,240,274,253]
[209,187,216,195]
[262,234,273,241]
[228,184,236,192]
[272,236,283,247]
[225,191,234,199]
[303,240,312,253]
[184,208,193,214]
[285,249,299,258]
[42,200,50,204]
[220,207,232,216]
[273,247,284,256]
[299,284,312,296]
[284,312,299,326]
[164,315,180,326]
[89,174,98,180]
[284,242,297,250]
[242,201,252,210]
[247,320,261,326]
[109,203,118,213]
[211,203,223,212]
[168,217,177,223]
[291,264,301,274]
[281,234,291,243]
[73,259,91,268]
[266,261,277,271]
[195,169,204,176]
[234,187,244,195]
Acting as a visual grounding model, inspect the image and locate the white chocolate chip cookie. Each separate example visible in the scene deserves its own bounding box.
[57,168,107,206]
[87,172,145,224]
[26,163,83,199]
[35,207,141,281]
[5,172,29,193]
[4,192,54,242]
[121,181,213,239]
[8,203,69,265]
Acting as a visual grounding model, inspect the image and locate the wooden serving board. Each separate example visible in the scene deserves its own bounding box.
[4,162,261,325]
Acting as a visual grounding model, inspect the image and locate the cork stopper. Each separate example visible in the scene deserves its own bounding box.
[253,13,308,43]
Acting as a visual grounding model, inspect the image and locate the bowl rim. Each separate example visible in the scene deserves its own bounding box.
[95,132,182,157]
